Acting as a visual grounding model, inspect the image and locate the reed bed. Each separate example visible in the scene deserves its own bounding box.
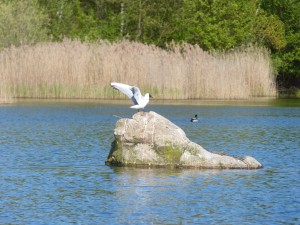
[0,40,276,100]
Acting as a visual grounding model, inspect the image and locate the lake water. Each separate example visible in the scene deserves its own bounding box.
[1,99,300,224]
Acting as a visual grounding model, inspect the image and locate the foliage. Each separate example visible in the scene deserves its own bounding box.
[177,0,256,50]
[39,0,92,40]
[121,0,183,46]
[254,11,286,50]
[0,0,49,49]
[260,0,300,87]
[0,0,299,88]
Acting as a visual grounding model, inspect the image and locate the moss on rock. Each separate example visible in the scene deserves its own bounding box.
[105,111,263,169]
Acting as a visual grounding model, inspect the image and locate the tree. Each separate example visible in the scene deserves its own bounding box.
[38,0,120,41]
[176,0,257,50]
[260,0,300,87]
[0,0,49,49]
[138,0,183,46]
[253,10,286,50]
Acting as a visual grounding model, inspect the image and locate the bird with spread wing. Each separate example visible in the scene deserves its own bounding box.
[111,82,153,111]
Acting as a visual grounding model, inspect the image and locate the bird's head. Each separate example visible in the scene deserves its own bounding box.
[146,93,153,98]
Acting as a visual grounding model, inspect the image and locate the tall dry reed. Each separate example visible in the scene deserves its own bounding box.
[0,40,276,100]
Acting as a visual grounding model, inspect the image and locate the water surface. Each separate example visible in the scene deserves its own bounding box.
[1,99,300,224]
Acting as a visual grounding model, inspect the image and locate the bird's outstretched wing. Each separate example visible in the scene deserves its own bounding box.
[111,82,134,99]
[111,82,141,105]
[131,86,142,105]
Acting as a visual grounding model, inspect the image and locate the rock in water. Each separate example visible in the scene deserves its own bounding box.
[106,111,262,169]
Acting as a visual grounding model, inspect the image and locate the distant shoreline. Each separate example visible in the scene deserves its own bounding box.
[3,97,300,108]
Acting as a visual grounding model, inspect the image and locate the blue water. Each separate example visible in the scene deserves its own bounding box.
[1,100,300,224]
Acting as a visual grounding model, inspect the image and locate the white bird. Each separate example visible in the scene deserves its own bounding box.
[111,82,153,111]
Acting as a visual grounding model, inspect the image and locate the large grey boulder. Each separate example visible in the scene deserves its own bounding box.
[106,111,262,169]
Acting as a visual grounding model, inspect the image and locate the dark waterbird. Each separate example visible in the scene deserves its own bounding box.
[190,114,198,122]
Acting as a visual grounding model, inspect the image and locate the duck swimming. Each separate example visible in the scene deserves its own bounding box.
[190,114,198,122]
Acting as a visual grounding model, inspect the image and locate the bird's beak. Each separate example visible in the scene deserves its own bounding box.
[149,94,153,98]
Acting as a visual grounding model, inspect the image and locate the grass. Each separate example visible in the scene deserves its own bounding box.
[296,89,300,98]
[0,40,277,100]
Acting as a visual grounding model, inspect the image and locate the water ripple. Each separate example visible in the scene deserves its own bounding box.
[0,101,299,224]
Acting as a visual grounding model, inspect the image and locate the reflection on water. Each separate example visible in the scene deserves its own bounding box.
[0,99,299,224]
